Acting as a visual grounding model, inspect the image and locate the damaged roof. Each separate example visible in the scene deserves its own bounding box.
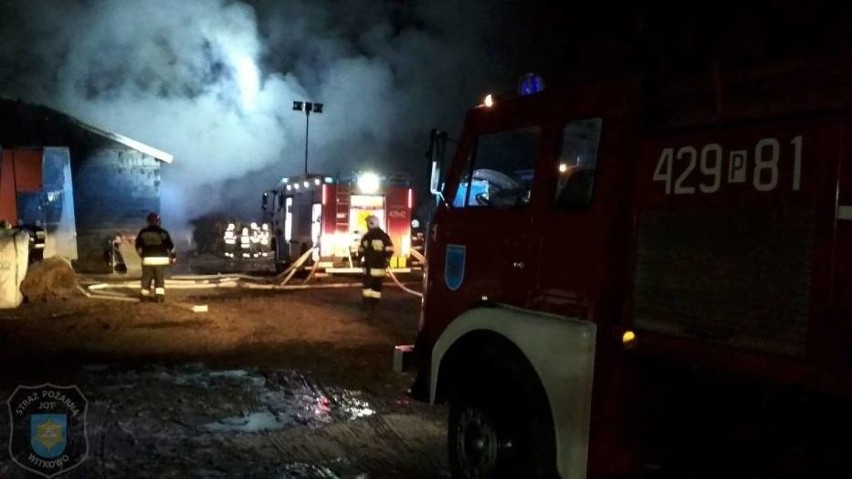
[0,99,174,163]
[67,116,173,163]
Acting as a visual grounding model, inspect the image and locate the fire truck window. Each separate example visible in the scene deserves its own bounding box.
[454,126,540,208]
[555,118,603,208]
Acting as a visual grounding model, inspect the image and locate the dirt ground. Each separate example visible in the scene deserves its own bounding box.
[0,270,448,478]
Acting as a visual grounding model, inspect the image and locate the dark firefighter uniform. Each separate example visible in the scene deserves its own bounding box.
[358,215,394,307]
[135,212,176,302]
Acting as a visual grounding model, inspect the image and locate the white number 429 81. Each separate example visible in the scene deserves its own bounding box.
[652,136,803,195]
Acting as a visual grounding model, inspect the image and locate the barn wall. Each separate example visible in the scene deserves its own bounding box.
[72,148,160,270]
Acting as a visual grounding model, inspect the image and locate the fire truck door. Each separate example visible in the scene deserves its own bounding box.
[436,207,533,306]
[434,126,540,307]
[530,117,608,318]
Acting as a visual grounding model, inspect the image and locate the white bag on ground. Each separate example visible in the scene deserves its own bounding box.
[0,229,30,308]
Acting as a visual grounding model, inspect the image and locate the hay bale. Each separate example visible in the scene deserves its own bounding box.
[20,256,79,301]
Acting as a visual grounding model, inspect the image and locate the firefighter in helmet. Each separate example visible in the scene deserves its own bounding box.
[135,212,176,303]
[240,225,251,258]
[223,222,237,258]
[259,223,271,258]
[249,222,261,258]
[358,215,394,309]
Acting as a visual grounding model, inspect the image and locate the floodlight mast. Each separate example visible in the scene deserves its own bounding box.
[292,101,324,175]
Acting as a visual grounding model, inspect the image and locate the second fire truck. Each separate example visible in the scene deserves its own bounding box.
[262,171,415,272]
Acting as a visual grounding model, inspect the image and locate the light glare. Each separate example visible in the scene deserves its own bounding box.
[234,54,260,110]
[357,172,380,194]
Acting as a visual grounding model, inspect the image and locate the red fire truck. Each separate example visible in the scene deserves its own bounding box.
[397,65,852,478]
[262,171,415,272]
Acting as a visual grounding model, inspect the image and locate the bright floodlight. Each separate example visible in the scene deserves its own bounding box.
[293,101,304,111]
[484,94,494,108]
[358,172,380,194]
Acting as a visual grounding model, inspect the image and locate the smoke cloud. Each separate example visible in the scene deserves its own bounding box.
[0,0,506,237]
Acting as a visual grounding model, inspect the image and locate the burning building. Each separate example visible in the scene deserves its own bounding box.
[0,100,173,271]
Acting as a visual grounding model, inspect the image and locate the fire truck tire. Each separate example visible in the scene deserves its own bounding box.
[447,354,557,479]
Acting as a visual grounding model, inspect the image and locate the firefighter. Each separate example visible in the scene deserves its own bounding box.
[135,212,176,303]
[240,226,251,258]
[104,233,127,273]
[223,222,237,258]
[358,215,394,309]
[25,220,46,264]
[249,222,261,258]
[259,223,271,258]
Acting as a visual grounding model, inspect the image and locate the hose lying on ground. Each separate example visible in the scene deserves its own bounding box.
[78,246,423,298]
[387,268,423,298]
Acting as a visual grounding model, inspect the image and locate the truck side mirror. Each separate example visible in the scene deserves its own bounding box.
[427,128,448,203]
[261,192,269,211]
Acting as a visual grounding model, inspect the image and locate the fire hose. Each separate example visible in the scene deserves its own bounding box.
[386,268,423,298]
[78,246,424,302]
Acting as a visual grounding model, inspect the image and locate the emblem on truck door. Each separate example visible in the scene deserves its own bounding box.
[445,244,466,291]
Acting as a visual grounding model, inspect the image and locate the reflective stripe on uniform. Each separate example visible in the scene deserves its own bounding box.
[371,239,385,251]
[369,268,386,277]
[155,288,165,295]
[362,289,382,299]
[34,244,45,249]
[142,256,170,266]
[384,246,394,253]
[140,289,151,296]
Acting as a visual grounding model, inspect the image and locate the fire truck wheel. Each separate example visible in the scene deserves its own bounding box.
[447,359,557,479]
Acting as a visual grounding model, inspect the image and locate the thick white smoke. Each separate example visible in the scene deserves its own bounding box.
[0,0,503,237]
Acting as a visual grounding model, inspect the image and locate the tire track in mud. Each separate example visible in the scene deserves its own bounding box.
[254,413,448,479]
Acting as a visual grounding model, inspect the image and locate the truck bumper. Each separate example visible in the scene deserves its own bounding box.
[393,344,417,374]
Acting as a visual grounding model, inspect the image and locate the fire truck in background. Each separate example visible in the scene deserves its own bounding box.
[397,64,852,478]
[262,171,415,272]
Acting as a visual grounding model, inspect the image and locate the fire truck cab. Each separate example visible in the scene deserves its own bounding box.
[262,171,414,271]
[401,68,852,478]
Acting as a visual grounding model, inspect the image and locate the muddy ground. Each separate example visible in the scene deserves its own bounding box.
[0,270,448,478]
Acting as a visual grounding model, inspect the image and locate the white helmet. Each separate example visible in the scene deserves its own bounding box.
[242,227,249,234]
[227,223,235,230]
[366,215,380,229]
[261,223,269,231]
[250,222,258,229]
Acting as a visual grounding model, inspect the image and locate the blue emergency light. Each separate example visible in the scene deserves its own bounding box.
[518,73,545,96]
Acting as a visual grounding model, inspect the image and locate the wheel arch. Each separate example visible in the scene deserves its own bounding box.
[429,304,597,479]
[434,329,541,404]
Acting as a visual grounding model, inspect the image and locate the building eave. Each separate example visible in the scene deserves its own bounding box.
[69,117,174,163]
